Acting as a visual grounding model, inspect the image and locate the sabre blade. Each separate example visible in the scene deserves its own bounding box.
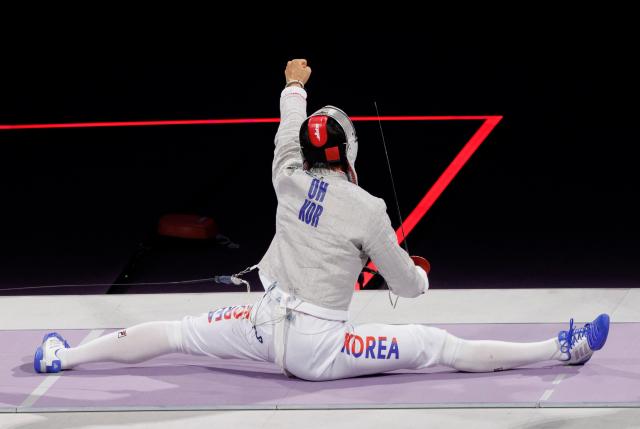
[374,101,407,309]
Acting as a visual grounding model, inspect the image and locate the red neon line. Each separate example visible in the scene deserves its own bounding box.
[398,116,502,238]
[0,116,493,131]
[0,113,502,292]
[351,116,491,121]
[357,116,503,289]
[0,118,281,130]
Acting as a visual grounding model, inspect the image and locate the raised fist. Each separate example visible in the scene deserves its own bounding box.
[285,59,311,87]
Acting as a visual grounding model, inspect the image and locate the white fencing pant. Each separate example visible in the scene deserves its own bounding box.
[179,290,449,381]
[60,288,560,380]
[178,290,560,380]
[178,302,273,362]
[283,312,448,381]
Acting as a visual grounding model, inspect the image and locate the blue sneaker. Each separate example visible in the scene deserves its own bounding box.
[34,332,70,373]
[558,314,610,365]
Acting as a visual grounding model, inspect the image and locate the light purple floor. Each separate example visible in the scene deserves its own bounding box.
[2,323,637,411]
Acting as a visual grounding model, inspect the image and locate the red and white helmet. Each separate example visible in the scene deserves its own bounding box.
[299,105,358,184]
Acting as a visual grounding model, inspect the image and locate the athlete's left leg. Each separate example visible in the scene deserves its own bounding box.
[36,302,273,373]
[57,321,183,369]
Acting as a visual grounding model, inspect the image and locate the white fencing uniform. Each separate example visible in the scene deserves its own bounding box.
[178,270,446,381]
[58,86,564,378]
[176,86,447,381]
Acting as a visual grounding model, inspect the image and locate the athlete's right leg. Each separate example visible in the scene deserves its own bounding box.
[428,315,611,371]
[439,314,611,371]
[283,313,608,381]
[284,313,451,381]
[439,334,562,372]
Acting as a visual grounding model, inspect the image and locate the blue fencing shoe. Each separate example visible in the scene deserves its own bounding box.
[34,332,70,374]
[558,314,610,365]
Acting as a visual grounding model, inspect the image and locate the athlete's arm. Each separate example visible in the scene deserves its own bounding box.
[271,59,312,186]
[363,200,428,298]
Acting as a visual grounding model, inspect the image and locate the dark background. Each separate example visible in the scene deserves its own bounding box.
[0,28,637,294]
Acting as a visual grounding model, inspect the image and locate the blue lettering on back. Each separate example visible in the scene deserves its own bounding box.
[317,181,329,202]
[305,202,316,224]
[311,205,323,227]
[308,178,319,200]
[298,179,330,228]
[298,199,311,222]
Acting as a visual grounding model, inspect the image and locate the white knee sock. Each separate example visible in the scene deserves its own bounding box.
[57,321,184,369]
[439,333,564,372]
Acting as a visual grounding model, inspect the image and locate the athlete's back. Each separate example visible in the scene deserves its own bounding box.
[258,69,427,319]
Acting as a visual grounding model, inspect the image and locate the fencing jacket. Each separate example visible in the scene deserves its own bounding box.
[257,86,428,321]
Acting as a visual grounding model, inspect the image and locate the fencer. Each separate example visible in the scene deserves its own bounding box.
[35,59,609,381]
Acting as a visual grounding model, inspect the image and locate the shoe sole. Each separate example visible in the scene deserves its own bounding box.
[33,346,44,373]
[566,354,592,366]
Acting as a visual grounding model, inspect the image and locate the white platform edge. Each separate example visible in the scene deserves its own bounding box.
[2,401,640,414]
[0,288,638,330]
